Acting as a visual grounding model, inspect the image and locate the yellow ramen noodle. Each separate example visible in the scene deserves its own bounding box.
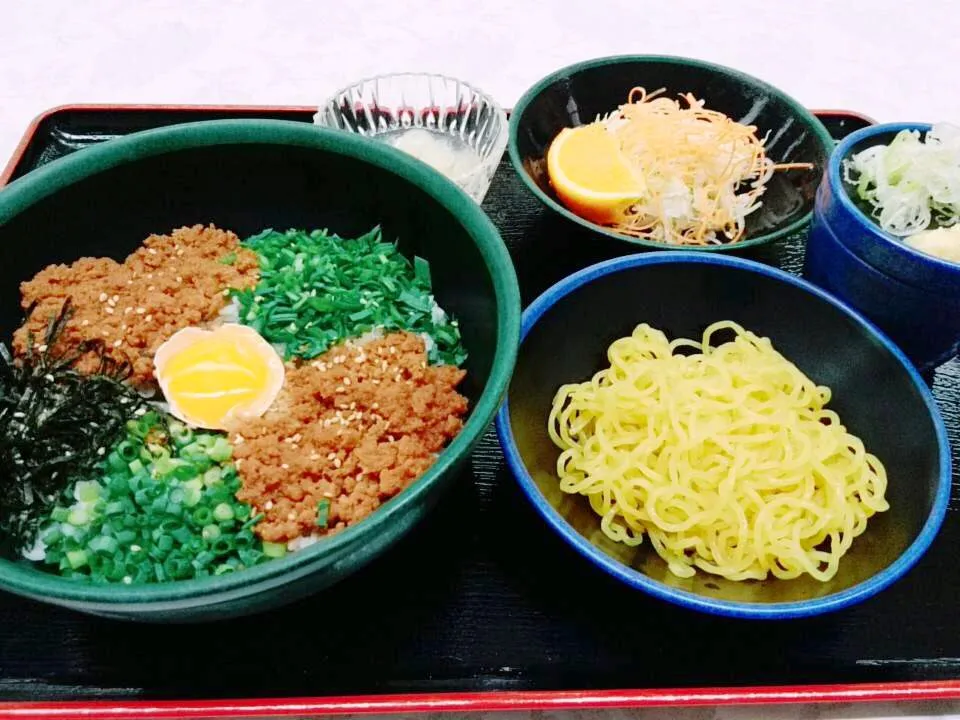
[547,321,889,582]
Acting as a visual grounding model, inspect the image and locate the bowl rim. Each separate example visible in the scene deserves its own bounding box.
[507,54,835,252]
[314,71,510,185]
[0,118,522,607]
[495,250,951,619]
[828,121,960,276]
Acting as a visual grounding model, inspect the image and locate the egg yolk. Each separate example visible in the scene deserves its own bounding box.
[154,324,284,430]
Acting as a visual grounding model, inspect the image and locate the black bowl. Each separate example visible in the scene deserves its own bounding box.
[496,252,950,618]
[509,55,834,252]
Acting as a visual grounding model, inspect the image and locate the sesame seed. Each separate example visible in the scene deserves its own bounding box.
[394,374,402,382]
[101,330,109,336]
[176,249,184,256]
[234,434,244,444]
[335,386,345,393]
[323,491,335,498]
[37,344,48,353]
[387,435,395,442]
[281,463,290,469]
[372,379,380,385]
[372,402,379,409]
[81,319,90,326]
[327,453,336,460]
[333,458,342,468]
[309,453,320,460]
[287,512,296,520]
[111,295,119,303]
[113,339,123,347]
[148,248,158,255]
[389,346,397,355]
[96,447,106,456]
[104,307,114,314]
[265,500,274,510]
[145,315,153,322]
[343,378,351,386]
[175,276,183,283]
[124,307,132,314]
[147,286,155,292]
[135,307,146,314]
[98,293,108,302]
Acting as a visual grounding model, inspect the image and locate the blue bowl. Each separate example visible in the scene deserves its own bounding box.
[804,122,960,370]
[496,252,951,619]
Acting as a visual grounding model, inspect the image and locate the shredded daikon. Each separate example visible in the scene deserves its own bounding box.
[843,123,960,237]
[602,88,810,245]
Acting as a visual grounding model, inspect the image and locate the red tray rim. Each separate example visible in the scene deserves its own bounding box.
[2,682,960,719]
[5,102,945,718]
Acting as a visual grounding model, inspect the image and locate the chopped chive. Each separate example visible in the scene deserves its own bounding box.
[236,227,467,366]
[36,415,272,585]
[316,499,330,528]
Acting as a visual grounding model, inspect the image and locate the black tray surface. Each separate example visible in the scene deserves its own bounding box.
[1,107,959,702]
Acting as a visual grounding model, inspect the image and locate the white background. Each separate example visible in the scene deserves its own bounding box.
[2,0,960,164]
[2,1,960,717]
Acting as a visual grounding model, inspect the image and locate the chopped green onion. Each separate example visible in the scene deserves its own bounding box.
[234,227,467,365]
[36,416,270,585]
[262,541,287,558]
[74,481,101,503]
[316,499,330,528]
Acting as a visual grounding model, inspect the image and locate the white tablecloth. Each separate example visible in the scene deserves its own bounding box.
[2,1,960,717]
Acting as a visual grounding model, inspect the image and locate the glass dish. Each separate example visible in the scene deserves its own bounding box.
[315,73,508,202]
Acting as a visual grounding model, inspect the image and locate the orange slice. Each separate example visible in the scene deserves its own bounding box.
[546,123,642,225]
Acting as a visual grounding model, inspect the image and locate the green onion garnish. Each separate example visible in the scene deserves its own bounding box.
[37,415,270,584]
[233,227,467,366]
[316,498,330,528]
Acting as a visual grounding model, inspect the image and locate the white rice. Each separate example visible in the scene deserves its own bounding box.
[287,534,322,552]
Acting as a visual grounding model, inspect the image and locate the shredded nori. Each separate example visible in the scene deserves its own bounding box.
[0,300,150,551]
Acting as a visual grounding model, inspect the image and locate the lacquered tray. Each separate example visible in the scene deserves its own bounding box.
[2,105,960,720]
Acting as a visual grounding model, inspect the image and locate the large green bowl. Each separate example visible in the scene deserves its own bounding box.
[0,120,521,622]
[509,55,834,253]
